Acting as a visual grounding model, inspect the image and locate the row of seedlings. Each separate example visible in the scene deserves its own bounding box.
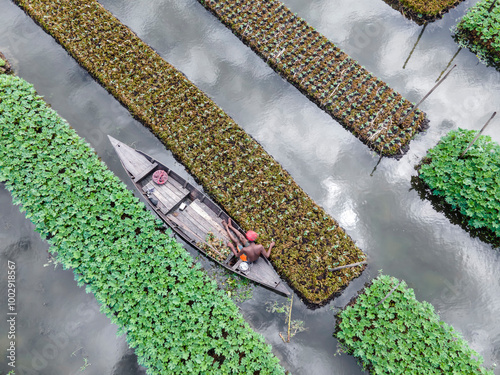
[418,128,500,240]
[13,0,367,306]
[453,0,500,71]
[335,275,493,374]
[0,73,285,375]
[381,0,467,24]
[198,0,429,157]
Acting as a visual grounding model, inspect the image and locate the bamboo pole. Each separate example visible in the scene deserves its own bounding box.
[435,47,462,82]
[329,260,367,272]
[398,64,456,126]
[375,280,403,307]
[403,23,427,69]
[370,154,384,176]
[488,0,498,12]
[460,112,497,158]
[287,295,293,342]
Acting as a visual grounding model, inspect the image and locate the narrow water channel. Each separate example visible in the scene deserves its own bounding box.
[0,0,499,373]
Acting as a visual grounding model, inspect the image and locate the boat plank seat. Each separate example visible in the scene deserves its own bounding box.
[189,200,227,234]
[142,181,188,214]
[168,211,211,243]
[183,201,227,239]
[133,162,158,183]
[165,177,190,200]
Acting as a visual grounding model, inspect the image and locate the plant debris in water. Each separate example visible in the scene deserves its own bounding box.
[0,74,284,374]
[335,274,494,374]
[454,0,500,71]
[198,0,429,157]
[418,128,500,239]
[12,0,367,306]
[197,232,231,262]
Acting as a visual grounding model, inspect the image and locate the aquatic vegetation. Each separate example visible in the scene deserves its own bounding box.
[454,0,500,70]
[418,128,500,238]
[197,232,231,262]
[12,0,367,305]
[198,0,428,157]
[266,296,307,342]
[0,74,284,375]
[0,52,12,74]
[335,275,494,374]
[382,0,466,24]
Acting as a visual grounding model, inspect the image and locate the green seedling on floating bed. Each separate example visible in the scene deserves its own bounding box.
[335,274,494,374]
[454,0,500,70]
[198,0,428,157]
[419,128,500,238]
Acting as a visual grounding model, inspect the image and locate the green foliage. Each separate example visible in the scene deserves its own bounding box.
[0,74,285,375]
[198,0,428,156]
[0,58,6,67]
[335,275,493,374]
[454,0,500,70]
[11,0,367,305]
[419,128,500,237]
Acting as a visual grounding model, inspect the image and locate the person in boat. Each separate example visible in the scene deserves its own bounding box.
[222,218,274,263]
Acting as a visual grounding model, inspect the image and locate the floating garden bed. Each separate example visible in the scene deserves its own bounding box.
[0,51,12,74]
[418,128,500,240]
[11,0,367,306]
[454,0,500,70]
[0,73,285,374]
[382,0,466,24]
[335,275,493,374]
[197,0,429,157]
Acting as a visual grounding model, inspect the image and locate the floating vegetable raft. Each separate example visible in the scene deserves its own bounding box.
[418,128,500,240]
[12,0,367,305]
[454,0,500,70]
[0,51,12,75]
[198,0,429,157]
[0,73,285,374]
[382,0,466,24]
[335,275,493,374]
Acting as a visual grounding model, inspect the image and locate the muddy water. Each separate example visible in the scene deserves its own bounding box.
[0,0,499,373]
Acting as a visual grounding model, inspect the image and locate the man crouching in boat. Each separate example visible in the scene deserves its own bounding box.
[222,218,274,263]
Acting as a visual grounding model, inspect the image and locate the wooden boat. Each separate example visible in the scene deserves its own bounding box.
[108,136,290,296]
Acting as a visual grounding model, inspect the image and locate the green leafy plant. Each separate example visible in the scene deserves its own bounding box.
[0,58,6,67]
[453,0,500,70]
[10,0,367,305]
[335,275,494,374]
[0,74,284,375]
[418,128,500,238]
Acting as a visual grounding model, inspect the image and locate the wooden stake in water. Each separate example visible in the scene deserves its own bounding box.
[460,112,497,158]
[403,23,427,69]
[435,47,462,82]
[398,64,457,126]
[370,154,384,177]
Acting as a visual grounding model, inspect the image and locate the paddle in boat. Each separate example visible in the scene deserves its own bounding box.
[108,136,290,296]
